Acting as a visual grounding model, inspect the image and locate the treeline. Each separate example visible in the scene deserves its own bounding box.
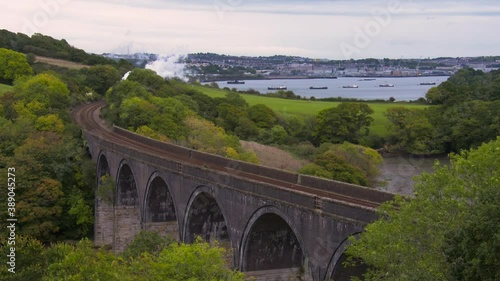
[0,46,131,244]
[345,132,500,281]
[0,55,99,244]
[385,68,500,153]
[0,29,119,66]
[1,231,243,281]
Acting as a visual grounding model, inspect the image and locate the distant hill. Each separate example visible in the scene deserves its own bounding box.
[0,29,117,66]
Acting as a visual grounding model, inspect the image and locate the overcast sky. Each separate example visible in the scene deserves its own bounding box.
[2,0,500,59]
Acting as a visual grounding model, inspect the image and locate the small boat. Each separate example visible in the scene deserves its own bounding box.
[268,86,287,90]
[379,84,394,87]
[358,78,376,81]
[309,86,328,90]
[342,85,359,88]
[227,80,245,84]
[419,82,436,85]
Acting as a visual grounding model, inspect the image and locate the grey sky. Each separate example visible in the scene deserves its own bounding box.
[2,0,499,59]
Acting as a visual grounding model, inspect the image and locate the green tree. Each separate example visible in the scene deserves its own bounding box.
[122,230,174,259]
[312,102,374,145]
[150,238,245,281]
[312,149,368,186]
[104,79,152,124]
[0,48,33,83]
[216,102,248,132]
[247,104,277,128]
[84,64,121,95]
[384,107,435,153]
[346,137,500,281]
[44,239,132,281]
[149,97,191,139]
[119,97,157,129]
[298,163,332,179]
[35,114,65,133]
[126,68,173,97]
[14,73,70,111]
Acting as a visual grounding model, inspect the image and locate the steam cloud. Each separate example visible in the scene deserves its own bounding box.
[145,54,187,80]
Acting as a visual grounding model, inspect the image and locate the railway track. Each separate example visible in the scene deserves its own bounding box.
[74,101,390,210]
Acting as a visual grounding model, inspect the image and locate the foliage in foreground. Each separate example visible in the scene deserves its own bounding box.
[299,142,383,187]
[1,232,244,281]
[346,137,500,280]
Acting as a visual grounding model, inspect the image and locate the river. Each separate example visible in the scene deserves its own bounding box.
[215,76,449,101]
[376,154,450,195]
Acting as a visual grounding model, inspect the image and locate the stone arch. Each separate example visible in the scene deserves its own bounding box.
[114,159,141,252]
[143,173,177,222]
[240,206,306,272]
[182,186,230,244]
[116,160,139,207]
[94,152,113,247]
[97,152,110,186]
[142,173,180,240]
[324,232,368,281]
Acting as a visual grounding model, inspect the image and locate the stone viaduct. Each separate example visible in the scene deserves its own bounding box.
[76,102,394,281]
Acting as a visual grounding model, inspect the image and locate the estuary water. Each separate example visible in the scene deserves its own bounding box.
[216,76,449,101]
[376,154,450,195]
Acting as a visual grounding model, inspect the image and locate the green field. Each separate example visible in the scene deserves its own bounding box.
[0,83,13,96]
[191,85,429,136]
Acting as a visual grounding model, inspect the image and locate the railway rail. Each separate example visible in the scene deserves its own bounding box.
[73,101,393,211]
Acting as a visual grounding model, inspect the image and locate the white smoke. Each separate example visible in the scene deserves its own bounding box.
[122,71,131,80]
[145,54,187,81]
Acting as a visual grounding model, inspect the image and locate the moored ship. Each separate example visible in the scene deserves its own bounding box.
[268,86,287,90]
[309,86,328,90]
[379,84,394,87]
[227,80,245,84]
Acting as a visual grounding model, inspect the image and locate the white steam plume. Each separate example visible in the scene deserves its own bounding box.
[122,71,131,80]
[145,54,187,80]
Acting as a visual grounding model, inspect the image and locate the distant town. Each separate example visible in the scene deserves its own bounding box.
[103,52,500,81]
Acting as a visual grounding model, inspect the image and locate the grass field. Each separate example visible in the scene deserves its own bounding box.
[0,83,13,96]
[35,56,90,70]
[191,85,429,136]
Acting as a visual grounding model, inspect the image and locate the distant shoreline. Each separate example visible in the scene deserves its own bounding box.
[207,74,451,82]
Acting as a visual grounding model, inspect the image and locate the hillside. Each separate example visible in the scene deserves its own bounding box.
[0,29,117,66]
[34,56,90,70]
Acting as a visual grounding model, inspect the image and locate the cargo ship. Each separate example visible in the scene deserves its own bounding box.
[419,82,436,85]
[342,85,359,88]
[309,86,328,90]
[227,80,245,84]
[379,84,394,87]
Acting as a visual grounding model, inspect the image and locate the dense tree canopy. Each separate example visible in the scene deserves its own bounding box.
[0,48,33,82]
[1,232,244,281]
[313,102,374,145]
[14,73,70,112]
[299,142,382,187]
[346,137,500,281]
[384,107,435,154]
[84,64,121,95]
